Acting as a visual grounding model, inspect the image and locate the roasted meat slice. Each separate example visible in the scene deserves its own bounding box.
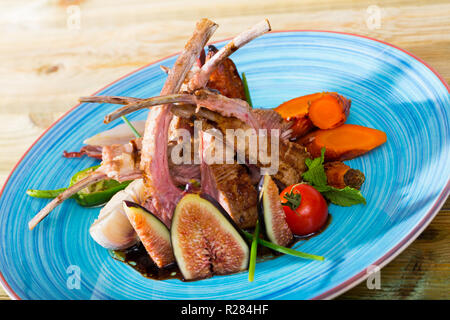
[275,140,310,187]
[202,163,258,229]
[205,45,246,100]
[200,131,258,229]
[188,19,271,91]
[200,117,309,187]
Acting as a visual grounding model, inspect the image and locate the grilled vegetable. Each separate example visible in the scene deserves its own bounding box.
[26,165,132,207]
[324,161,365,190]
[300,124,387,161]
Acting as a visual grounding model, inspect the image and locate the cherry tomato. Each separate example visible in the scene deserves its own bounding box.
[280,183,328,236]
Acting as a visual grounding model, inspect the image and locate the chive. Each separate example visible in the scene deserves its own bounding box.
[242,72,253,107]
[248,220,260,282]
[242,230,324,261]
[121,116,141,138]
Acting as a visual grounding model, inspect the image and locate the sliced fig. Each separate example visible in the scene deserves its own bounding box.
[123,201,175,268]
[258,174,293,247]
[171,193,249,281]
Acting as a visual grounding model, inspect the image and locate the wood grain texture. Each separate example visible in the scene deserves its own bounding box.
[0,0,448,300]
[340,210,450,300]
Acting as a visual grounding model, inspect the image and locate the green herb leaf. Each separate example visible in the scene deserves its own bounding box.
[121,116,141,138]
[302,148,327,188]
[322,186,367,206]
[302,148,366,207]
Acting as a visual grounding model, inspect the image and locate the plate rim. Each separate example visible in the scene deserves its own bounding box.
[0,30,448,300]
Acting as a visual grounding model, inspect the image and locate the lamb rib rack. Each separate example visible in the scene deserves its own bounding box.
[101,89,260,129]
[139,18,218,225]
[29,19,272,231]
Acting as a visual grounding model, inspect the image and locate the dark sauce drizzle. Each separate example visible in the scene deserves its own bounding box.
[111,214,332,281]
[111,243,182,281]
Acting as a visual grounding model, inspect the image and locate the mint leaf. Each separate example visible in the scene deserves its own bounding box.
[302,148,366,207]
[313,184,332,193]
[322,187,367,207]
[302,148,327,188]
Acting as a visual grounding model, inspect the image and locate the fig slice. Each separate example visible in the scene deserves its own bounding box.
[171,193,249,281]
[123,201,175,268]
[258,175,293,247]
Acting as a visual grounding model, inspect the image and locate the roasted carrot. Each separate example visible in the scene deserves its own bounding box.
[275,93,322,119]
[324,161,365,190]
[275,92,351,138]
[308,93,350,129]
[300,124,387,161]
[275,93,321,138]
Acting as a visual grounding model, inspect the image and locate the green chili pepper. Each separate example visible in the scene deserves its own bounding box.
[26,188,67,199]
[26,165,131,207]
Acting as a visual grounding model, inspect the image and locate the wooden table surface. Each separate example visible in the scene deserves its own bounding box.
[0,0,448,300]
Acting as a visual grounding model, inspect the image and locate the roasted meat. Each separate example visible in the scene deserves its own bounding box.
[205,45,246,100]
[139,19,218,226]
[200,131,258,229]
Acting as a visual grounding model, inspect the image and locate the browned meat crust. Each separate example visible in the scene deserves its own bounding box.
[205,45,246,101]
[276,141,310,186]
[199,129,258,229]
[203,163,258,229]
[198,113,308,187]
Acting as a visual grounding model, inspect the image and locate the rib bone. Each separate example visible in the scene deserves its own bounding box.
[80,95,223,124]
[28,171,106,230]
[140,18,218,224]
[103,90,259,129]
[188,19,271,91]
[79,96,142,105]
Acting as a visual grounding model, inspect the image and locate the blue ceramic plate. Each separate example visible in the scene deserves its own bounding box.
[0,31,449,300]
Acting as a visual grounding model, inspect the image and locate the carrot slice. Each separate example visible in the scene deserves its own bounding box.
[275,92,351,138]
[275,93,323,137]
[308,93,350,129]
[324,161,365,189]
[275,93,322,119]
[300,124,387,161]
